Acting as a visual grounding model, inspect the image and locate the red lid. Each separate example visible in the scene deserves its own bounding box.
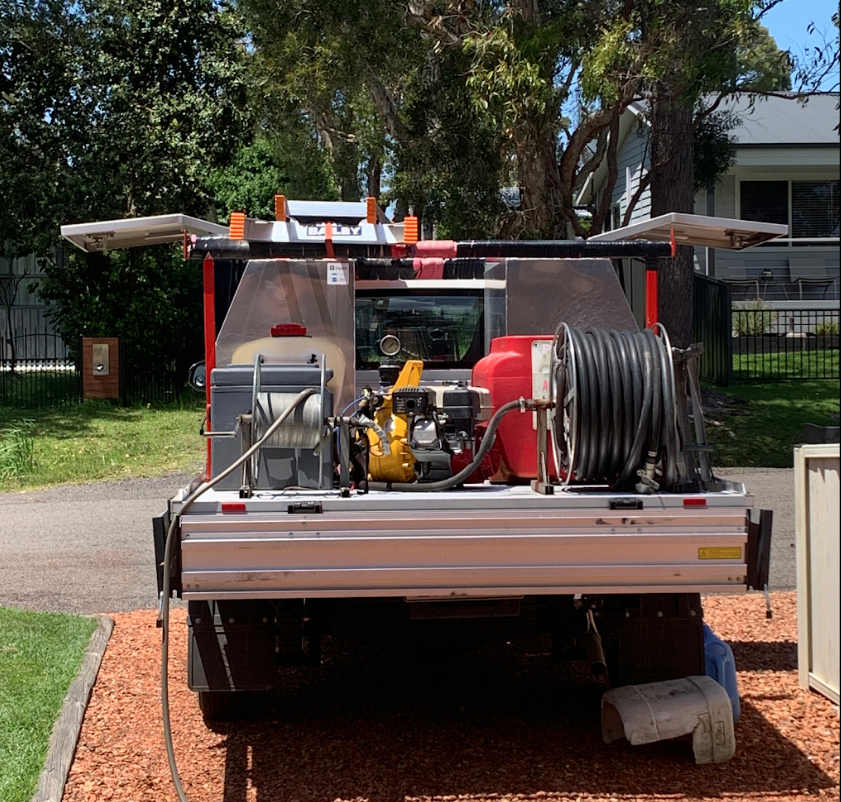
[270,323,307,337]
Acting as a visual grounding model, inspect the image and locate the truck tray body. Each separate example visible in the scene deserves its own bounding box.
[175,483,753,601]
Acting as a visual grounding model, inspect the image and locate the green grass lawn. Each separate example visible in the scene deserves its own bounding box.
[0,399,206,491]
[0,608,97,802]
[733,349,839,381]
[704,379,840,468]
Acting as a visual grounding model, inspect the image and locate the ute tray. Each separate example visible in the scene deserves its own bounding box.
[173,483,754,601]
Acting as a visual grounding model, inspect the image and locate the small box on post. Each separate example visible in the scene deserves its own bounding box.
[82,337,119,399]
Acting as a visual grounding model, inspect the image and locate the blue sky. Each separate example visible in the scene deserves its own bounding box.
[761,0,839,89]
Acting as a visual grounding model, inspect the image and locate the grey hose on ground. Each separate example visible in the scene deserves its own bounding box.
[161,387,318,802]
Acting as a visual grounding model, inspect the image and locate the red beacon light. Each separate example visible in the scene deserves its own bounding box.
[270,323,308,337]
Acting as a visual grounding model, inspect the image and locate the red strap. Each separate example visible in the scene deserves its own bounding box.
[670,227,676,258]
[324,221,335,259]
[413,258,445,279]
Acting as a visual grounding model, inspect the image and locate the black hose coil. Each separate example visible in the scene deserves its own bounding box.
[552,324,678,492]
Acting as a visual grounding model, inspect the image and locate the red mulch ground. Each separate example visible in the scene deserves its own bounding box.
[63,591,839,802]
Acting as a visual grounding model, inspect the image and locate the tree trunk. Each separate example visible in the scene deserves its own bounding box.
[650,86,695,348]
[366,155,382,200]
[515,120,566,238]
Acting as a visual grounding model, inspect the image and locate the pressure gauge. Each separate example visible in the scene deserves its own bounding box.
[379,334,401,358]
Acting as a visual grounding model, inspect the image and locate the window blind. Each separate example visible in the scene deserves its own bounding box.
[792,181,840,239]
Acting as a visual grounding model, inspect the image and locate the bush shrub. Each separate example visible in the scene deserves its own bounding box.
[813,321,840,337]
[732,299,778,336]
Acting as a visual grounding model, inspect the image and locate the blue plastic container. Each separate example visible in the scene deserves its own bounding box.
[703,623,740,723]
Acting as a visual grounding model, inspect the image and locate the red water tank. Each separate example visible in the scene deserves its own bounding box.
[472,335,555,481]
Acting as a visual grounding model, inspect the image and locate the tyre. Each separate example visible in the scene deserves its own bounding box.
[197,690,252,722]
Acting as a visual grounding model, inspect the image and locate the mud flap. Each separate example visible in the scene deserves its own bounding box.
[187,600,276,692]
[746,508,773,591]
[602,675,736,764]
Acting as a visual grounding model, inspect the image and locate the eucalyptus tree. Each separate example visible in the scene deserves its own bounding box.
[239,0,508,237]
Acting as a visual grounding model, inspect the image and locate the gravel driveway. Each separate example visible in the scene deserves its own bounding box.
[0,473,193,614]
[0,468,796,615]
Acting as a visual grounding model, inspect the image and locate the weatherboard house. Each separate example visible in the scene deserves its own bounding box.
[577,92,840,308]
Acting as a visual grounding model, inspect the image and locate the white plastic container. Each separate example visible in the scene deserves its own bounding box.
[231,328,347,407]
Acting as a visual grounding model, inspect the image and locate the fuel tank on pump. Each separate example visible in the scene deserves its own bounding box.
[472,335,556,481]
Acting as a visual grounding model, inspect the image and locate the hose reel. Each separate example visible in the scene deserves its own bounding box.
[247,353,330,490]
[551,324,679,493]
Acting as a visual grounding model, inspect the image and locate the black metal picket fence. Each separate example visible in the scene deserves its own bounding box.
[2,334,198,410]
[732,307,839,381]
[694,274,733,385]
[1,306,80,408]
[119,338,197,406]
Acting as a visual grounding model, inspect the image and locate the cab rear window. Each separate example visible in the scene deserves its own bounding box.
[355,291,484,369]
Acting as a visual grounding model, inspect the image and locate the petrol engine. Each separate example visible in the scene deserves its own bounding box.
[353,355,494,486]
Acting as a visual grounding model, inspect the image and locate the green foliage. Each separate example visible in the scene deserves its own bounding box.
[813,321,840,336]
[1,0,250,386]
[390,48,508,238]
[1,0,802,252]
[0,0,88,260]
[732,299,778,336]
[693,109,738,192]
[209,134,339,222]
[0,607,97,802]
[464,24,558,126]
[67,0,251,221]
[0,419,36,480]
[36,245,204,387]
[735,23,792,91]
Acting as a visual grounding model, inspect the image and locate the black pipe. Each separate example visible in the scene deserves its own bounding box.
[455,240,671,260]
[189,238,400,261]
[190,238,673,262]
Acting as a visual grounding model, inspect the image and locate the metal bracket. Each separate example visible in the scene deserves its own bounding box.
[610,498,643,511]
[288,502,323,515]
[531,405,554,495]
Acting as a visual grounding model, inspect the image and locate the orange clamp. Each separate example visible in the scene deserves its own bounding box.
[229,212,246,240]
[403,215,419,244]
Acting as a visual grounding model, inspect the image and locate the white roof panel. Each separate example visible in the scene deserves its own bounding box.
[588,212,787,250]
[61,214,229,252]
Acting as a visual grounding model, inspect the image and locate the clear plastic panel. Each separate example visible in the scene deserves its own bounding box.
[215,259,355,410]
[488,258,639,336]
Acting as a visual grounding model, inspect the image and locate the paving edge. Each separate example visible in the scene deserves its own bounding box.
[31,615,115,802]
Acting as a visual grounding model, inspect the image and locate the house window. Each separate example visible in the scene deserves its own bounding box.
[740,179,840,245]
[740,181,788,227]
[792,181,840,239]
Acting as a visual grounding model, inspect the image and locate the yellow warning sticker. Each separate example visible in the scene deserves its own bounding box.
[698,547,742,560]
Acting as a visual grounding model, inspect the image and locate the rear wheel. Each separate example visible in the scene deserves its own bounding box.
[197,690,252,722]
